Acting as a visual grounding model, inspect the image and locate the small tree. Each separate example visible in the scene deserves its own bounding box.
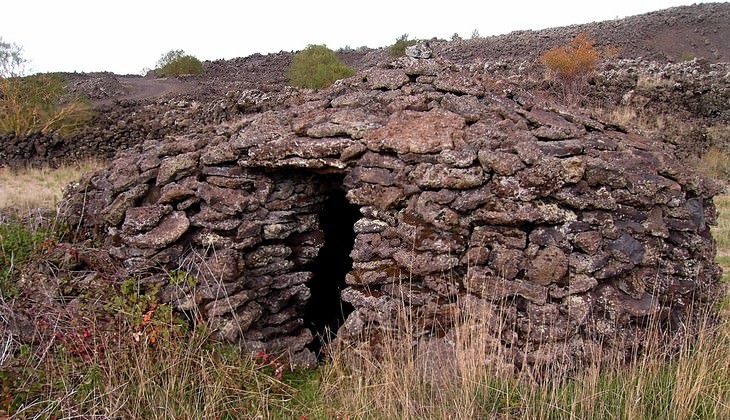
[539,33,600,100]
[0,38,25,78]
[287,45,356,89]
[0,37,92,137]
[155,49,203,77]
[389,34,418,57]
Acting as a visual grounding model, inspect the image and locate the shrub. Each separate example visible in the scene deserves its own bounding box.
[287,45,356,89]
[0,37,25,77]
[0,74,92,137]
[539,33,600,98]
[0,38,92,137]
[389,34,418,57]
[155,49,204,77]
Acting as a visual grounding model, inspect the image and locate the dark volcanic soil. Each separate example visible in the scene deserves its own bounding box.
[91,77,199,106]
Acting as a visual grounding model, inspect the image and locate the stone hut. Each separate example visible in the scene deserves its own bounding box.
[61,55,724,371]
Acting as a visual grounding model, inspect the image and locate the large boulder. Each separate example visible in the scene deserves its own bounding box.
[61,56,724,372]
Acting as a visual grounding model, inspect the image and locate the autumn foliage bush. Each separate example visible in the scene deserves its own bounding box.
[539,33,600,99]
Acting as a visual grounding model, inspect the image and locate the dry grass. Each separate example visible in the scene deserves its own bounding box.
[600,105,669,133]
[713,194,730,251]
[3,286,727,418]
[696,147,730,181]
[0,160,104,214]
[635,74,674,90]
[3,310,307,418]
[317,303,729,418]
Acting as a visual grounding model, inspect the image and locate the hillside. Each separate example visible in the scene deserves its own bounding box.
[436,2,730,64]
[1,3,728,168]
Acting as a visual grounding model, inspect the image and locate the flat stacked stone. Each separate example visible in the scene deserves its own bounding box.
[61,54,723,371]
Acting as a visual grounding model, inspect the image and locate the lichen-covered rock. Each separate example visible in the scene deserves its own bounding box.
[60,54,724,373]
[122,211,190,249]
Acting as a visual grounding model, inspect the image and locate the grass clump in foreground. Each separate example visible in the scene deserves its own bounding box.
[317,308,729,418]
[287,44,356,89]
[1,305,320,417]
[2,287,728,418]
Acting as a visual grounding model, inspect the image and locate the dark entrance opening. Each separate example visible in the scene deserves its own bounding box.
[304,186,360,355]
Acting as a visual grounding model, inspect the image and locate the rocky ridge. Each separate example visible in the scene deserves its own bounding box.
[1,3,728,168]
[61,52,724,371]
[4,55,726,168]
[435,2,730,64]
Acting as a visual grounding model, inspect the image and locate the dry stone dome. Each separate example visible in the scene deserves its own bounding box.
[61,55,724,371]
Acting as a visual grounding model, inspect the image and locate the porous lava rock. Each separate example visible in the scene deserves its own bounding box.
[61,55,724,372]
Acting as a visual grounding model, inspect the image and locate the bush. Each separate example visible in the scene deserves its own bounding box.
[0,38,92,137]
[0,38,25,77]
[287,45,356,89]
[0,74,93,137]
[155,49,204,77]
[539,33,600,98]
[389,34,417,57]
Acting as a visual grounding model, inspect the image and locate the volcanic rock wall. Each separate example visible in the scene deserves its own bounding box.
[62,55,724,371]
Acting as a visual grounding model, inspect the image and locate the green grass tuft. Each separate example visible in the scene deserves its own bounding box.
[389,33,418,57]
[0,220,54,298]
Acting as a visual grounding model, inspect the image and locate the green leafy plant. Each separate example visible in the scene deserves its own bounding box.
[0,73,93,136]
[0,220,54,298]
[287,44,356,89]
[389,33,417,57]
[154,49,204,77]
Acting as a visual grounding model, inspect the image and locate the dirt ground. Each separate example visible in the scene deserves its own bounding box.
[91,76,199,106]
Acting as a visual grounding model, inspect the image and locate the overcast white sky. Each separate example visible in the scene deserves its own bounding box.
[2,0,718,75]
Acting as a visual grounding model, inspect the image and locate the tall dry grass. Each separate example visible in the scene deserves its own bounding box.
[0,160,104,214]
[4,290,727,418]
[318,300,729,418]
[0,74,93,137]
[713,194,730,252]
